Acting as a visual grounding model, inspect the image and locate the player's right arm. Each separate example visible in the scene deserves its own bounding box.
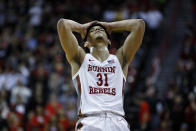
[57,19,86,76]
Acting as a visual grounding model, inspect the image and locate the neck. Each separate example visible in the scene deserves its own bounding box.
[90,43,109,62]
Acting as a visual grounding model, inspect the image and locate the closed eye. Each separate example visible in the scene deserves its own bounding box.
[90,28,104,33]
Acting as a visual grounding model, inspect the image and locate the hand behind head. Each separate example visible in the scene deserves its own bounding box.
[81,21,99,39]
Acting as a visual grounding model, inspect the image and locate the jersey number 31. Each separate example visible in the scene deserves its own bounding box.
[96,73,109,87]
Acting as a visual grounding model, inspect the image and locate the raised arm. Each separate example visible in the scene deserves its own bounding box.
[101,19,145,76]
[57,19,85,65]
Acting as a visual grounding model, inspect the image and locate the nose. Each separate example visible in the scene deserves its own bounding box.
[95,28,100,31]
[94,29,101,33]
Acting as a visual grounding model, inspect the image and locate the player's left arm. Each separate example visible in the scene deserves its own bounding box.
[101,19,145,76]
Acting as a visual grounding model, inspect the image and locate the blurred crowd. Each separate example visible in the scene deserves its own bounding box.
[0,0,195,131]
[125,0,196,131]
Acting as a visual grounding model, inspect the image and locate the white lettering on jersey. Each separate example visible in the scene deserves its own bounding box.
[72,54,126,116]
[88,64,116,73]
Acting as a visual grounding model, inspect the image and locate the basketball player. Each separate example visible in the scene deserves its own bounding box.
[57,19,145,131]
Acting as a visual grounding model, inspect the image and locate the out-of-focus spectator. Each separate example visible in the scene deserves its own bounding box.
[146,5,163,30]
[0,93,9,130]
[58,109,71,130]
[28,82,47,111]
[7,111,23,131]
[136,94,151,131]
[45,114,61,131]
[10,80,31,105]
[14,95,26,121]
[145,87,159,130]
[158,108,172,131]
[170,95,184,131]
[45,94,63,121]
[184,92,196,130]
[127,66,138,90]
[103,5,129,21]
[27,105,47,131]
[0,70,25,91]
[29,1,43,27]
[0,85,9,103]
[25,110,34,131]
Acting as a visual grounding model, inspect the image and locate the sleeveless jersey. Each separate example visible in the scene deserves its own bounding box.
[72,54,126,116]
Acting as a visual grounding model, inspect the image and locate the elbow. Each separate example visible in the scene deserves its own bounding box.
[127,19,145,32]
[57,18,70,31]
[57,18,64,29]
[137,19,145,31]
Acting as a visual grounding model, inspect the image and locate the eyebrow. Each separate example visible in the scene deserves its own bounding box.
[90,26,104,31]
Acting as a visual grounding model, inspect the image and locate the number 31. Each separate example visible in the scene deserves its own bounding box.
[96,73,109,86]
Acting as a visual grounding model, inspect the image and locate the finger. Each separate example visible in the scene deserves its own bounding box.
[89,20,99,26]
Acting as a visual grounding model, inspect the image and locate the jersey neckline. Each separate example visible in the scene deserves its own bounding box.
[88,53,112,64]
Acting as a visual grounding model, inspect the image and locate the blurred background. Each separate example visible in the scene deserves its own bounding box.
[0,0,195,130]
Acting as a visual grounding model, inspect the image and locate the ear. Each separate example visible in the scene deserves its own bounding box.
[84,41,90,48]
[107,39,111,46]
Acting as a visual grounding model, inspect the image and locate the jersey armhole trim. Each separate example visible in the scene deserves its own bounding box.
[114,55,126,81]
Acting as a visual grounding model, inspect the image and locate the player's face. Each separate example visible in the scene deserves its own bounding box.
[88,26,107,42]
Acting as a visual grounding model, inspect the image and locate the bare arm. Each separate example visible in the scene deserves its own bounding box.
[57,19,87,77]
[57,19,85,64]
[101,19,145,75]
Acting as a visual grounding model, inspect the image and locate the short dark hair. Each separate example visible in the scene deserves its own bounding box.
[83,23,111,53]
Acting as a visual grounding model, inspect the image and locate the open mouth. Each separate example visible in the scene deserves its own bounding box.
[96,36,103,40]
